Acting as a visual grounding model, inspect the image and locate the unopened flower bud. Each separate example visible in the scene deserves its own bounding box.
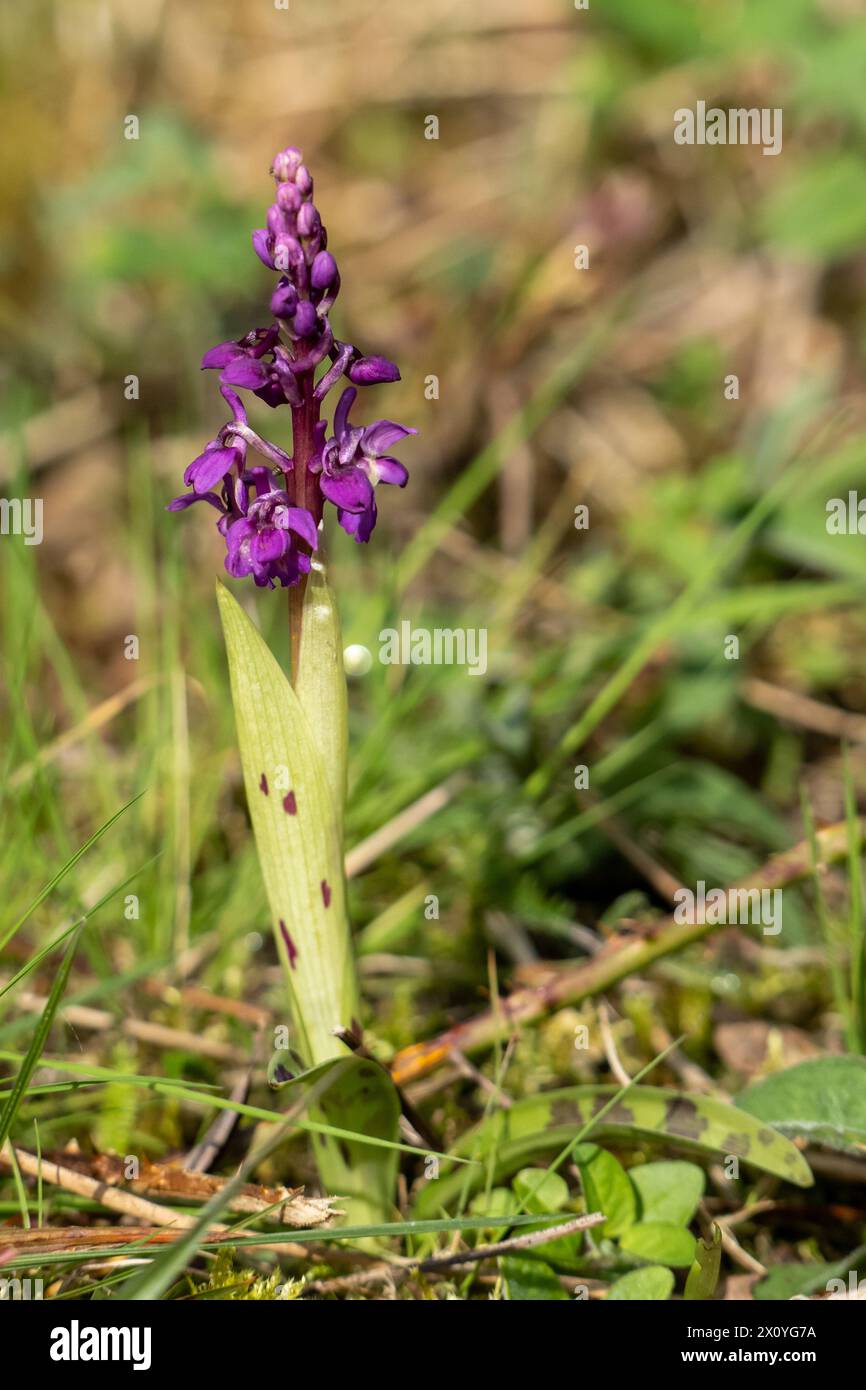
[297,202,320,238]
[271,279,299,319]
[273,232,304,275]
[311,250,338,290]
[276,181,302,214]
[271,146,303,183]
[348,355,401,385]
[251,228,275,269]
[292,301,318,338]
[267,203,290,236]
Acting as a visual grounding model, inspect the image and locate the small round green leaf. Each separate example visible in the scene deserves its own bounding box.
[607,1266,675,1301]
[619,1221,696,1268]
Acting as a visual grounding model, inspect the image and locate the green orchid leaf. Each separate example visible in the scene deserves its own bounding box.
[217,580,358,1068]
[270,1053,400,1228]
[414,1085,812,1216]
[217,582,397,1223]
[293,556,348,839]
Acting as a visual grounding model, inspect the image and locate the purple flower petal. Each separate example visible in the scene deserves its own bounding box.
[226,516,256,564]
[320,468,374,513]
[297,202,320,238]
[221,357,270,390]
[374,457,409,487]
[254,378,290,409]
[219,384,248,422]
[276,181,302,213]
[333,386,357,439]
[348,355,401,385]
[166,491,224,513]
[338,500,377,543]
[201,341,242,370]
[185,445,239,494]
[251,527,288,565]
[338,425,364,467]
[272,147,303,182]
[267,203,290,237]
[362,420,417,456]
[252,228,275,269]
[276,506,319,549]
[273,233,304,278]
[244,466,276,497]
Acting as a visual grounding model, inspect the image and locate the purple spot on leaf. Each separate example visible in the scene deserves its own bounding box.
[321,880,331,908]
[279,918,298,970]
[283,791,297,815]
[259,772,269,796]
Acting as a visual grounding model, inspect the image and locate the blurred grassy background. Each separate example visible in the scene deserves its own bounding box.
[4,0,866,1251]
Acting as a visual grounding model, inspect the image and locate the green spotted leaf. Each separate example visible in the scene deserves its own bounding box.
[294,557,348,839]
[217,581,396,1223]
[269,1054,400,1227]
[413,1085,812,1216]
[217,580,359,1069]
[737,1057,866,1153]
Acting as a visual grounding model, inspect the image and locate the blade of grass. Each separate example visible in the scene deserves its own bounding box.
[0,925,83,1151]
[0,790,146,953]
[0,855,160,1003]
[0,1049,475,1167]
[5,1142,30,1230]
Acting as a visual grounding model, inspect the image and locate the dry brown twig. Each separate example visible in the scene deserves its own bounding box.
[743,678,866,746]
[0,1144,337,1232]
[302,1211,607,1296]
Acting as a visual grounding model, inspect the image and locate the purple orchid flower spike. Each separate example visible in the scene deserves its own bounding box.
[180,146,417,1228]
[168,145,416,582]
